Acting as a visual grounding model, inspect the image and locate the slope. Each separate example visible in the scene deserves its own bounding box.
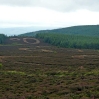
[19,25,99,37]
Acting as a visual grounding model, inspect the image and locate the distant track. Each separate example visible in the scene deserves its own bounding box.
[23,38,40,44]
[0,56,42,58]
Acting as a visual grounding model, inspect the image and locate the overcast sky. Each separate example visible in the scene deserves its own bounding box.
[0,0,99,28]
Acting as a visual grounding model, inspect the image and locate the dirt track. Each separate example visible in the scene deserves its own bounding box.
[9,37,40,44]
[23,38,40,44]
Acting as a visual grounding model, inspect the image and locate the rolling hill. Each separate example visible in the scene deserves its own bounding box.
[19,25,99,37]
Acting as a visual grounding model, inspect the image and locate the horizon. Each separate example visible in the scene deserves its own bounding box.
[0,24,99,36]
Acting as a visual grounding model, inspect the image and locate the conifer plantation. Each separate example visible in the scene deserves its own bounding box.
[36,33,99,49]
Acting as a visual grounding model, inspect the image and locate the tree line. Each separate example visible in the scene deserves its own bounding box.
[0,34,7,44]
[36,33,99,49]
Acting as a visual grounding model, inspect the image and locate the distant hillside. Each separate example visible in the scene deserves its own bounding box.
[0,27,36,36]
[19,25,99,37]
[0,26,54,36]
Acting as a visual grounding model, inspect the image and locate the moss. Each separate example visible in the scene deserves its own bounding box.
[6,71,26,75]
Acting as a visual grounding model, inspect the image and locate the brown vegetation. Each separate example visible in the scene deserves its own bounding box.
[10,38,20,41]
[0,37,99,99]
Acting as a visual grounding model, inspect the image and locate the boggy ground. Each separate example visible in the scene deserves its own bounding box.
[0,37,99,99]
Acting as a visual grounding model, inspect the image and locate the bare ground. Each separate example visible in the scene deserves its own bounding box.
[23,38,40,44]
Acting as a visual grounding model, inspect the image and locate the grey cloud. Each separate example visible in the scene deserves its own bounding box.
[0,0,99,12]
[0,0,39,6]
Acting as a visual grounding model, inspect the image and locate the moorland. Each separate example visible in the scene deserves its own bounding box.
[1,25,99,99]
[0,36,99,99]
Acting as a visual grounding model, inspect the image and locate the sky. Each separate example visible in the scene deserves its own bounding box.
[0,0,99,28]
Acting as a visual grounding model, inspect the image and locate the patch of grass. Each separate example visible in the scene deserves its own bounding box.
[0,63,3,69]
[85,70,99,76]
[5,71,26,75]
